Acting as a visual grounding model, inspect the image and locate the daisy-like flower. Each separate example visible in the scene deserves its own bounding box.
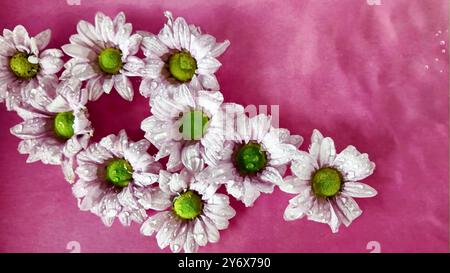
[10,79,93,183]
[139,144,236,253]
[0,25,63,110]
[61,12,142,101]
[138,11,230,99]
[209,110,303,207]
[72,130,161,227]
[141,85,227,171]
[280,129,377,233]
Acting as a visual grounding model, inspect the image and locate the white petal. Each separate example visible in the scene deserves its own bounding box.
[10,118,52,139]
[151,95,186,120]
[166,144,183,172]
[197,57,221,74]
[173,17,191,50]
[40,48,64,58]
[193,218,208,246]
[184,225,199,253]
[181,143,204,173]
[122,33,141,57]
[284,203,305,221]
[341,182,377,198]
[248,114,272,143]
[196,90,223,115]
[78,20,104,49]
[156,216,179,249]
[71,63,98,81]
[318,137,336,167]
[114,74,134,101]
[200,215,220,243]
[137,187,172,211]
[279,175,309,194]
[226,178,261,207]
[198,74,219,90]
[284,188,314,221]
[328,201,341,233]
[12,25,30,50]
[335,194,362,224]
[113,11,126,29]
[0,36,16,56]
[209,40,230,58]
[170,224,188,253]
[191,34,215,60]
[86,76,104,101]
[117,185,140,210]
[61,157,76,184]
[140,211,171,236]
[333,145,376,181]
[102,77,114,94]
[75,162,98,181]
[122,56,144,76]
[62,44,96,61]
[307,198,332,224]
[173,85,195,108]
[259,166,284,186]
[133,172,159,187]
[34,29,51,51]
[142,34,169,57]
[39,56,64,75]
[168,172,189,193]
[291,151,318,180]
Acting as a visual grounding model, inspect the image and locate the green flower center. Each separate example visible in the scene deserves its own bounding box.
[173,191,203,220]
[234,143,267,175]
[9,52,39,79]
[105,158,133,187]
[53,111,75,140]
[98,48,123,74]
[168,52,197,82]
[178,110,210,140]
[311,167,342,198]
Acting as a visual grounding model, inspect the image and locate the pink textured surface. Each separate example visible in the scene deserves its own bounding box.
[0,0,448,253]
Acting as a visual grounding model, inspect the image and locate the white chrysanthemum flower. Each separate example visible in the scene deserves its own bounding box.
[139,144,236,253]
[141,85,228,171]
[10,79,93,183]
[73,130,161,227]
[209,109,303,207]
[138,11,230,99]
[61,12,142,101]
[0,25,63,110]
[280,129,377,233]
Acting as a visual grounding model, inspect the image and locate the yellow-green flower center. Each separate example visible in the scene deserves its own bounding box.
[173,191,203,220]
[53,111,75,140]
[9,52,39,79]
[105,158,133,187]
[168,52,197,82]
[178,110,210,140]
[234,143,267,175]
[311,167,342,197]
[98,48,123,74]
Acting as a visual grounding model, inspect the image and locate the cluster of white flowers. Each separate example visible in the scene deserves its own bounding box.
[0,11,377,252]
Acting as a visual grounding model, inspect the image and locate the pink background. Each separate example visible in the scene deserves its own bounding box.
[0,0,448,253]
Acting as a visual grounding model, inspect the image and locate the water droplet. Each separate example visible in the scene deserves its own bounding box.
[440,40,446,46]
[435,32,440,37]
[172,244,180,252]
[424,65,430,70]
[439,69,444,73]
[195,233,204,240]
[442,49,446,54]
[435,58,440,62]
